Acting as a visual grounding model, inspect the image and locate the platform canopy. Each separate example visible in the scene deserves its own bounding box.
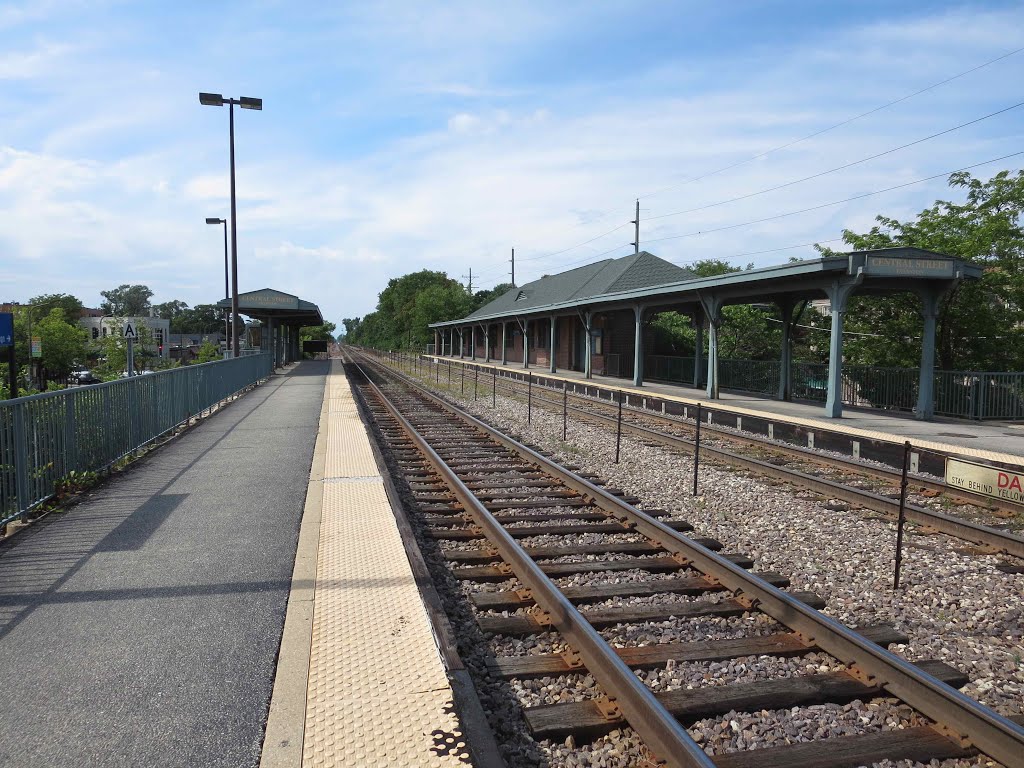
[217,288,323,325]
[429,248,982,420]
[217,288,323,368]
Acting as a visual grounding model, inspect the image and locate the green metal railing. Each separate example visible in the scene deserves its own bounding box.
[0,352,273,526]
[645,354,1024,420]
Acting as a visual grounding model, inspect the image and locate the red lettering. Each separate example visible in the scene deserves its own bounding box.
[1000,472,1009,489]
[1012,476,1023,492]
[1001,472,1023,492]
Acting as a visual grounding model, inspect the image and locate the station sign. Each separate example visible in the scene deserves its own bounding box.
[31,336,41,358]
[0,313,12,347]
[945,457,1024,504]
[237,289,300,310]
[863,256,955,278]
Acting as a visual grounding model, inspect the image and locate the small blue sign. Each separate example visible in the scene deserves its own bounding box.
[0,312,12,347]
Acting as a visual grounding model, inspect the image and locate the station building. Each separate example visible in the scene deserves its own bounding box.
[429,248,981,420]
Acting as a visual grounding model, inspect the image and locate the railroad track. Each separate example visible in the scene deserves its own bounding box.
[347,350,1024,768]
[390,352,1024,564]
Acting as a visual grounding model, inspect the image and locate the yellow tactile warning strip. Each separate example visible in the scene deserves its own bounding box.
[427,355,1024,468]
[303,365,469,767]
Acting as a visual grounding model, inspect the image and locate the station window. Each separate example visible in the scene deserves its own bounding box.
[535,320,549,349]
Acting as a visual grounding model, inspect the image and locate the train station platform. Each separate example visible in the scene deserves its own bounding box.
[0,358,476,768]
[261,359,470,768]
[426,355,1024,467]
[0,361,328,767]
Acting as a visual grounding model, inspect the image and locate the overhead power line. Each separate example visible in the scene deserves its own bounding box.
[670,237,848,267]
[637,45,1024,200]
[516,222,632,264]
[648,101,1024,221]
[498,48,1022,282]
[643,150,1024,246]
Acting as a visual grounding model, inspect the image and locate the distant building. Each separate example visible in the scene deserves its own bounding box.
[78,311,170,359]
[169,332,226,363]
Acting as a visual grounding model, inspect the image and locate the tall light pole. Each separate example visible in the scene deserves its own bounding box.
[206,217,230,347]
[199,92,262,357]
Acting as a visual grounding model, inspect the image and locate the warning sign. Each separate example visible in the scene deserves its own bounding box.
[123,322,138,340]
[946,458,1024,504]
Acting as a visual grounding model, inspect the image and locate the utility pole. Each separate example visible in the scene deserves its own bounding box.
[510,248,516,287]
[463,267,473,294]
[630,199,640,254]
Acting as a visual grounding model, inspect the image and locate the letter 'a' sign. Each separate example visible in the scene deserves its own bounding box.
[123,321,139,340]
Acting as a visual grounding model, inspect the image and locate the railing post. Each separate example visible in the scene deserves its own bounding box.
[692,402,702,497]
[64,391,77,477]
[562,381,567,440]
[894,441,911,590]
[615,389,623,464]
[13,404,29,517]
[527,373,532,424]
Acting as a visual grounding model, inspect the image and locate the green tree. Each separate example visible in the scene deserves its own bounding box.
[100,284,154,316]
[154,300,190,325]
[818,170,1024,370]
[345,270,471,349]
[471,283,514,311]
[27,293,83,325]
[300,322,337,343]
[91,320,156,378]
[35,309,88,381]
[195,340,221,364]
[648,260,778,361]
[173,304,224,334]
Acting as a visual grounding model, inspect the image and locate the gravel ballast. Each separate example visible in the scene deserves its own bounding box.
[375,364,1022,767]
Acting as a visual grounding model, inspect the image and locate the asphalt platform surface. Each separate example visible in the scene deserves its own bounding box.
[0,361,327,767]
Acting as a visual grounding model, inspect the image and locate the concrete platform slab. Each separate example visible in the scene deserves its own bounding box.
[0,361,328,768]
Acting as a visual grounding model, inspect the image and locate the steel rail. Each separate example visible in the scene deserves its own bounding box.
[360,352,1024,767]
[559,384,1024,515]
[421,353,1024,513]
[350,358,717,768]
[448,365,1024,559]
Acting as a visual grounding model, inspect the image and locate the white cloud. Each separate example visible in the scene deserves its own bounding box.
[1,2,1022,326]
[0,39,71,79]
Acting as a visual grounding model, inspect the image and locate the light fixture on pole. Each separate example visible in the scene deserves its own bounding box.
[205,217,230,349]
[199,92,263,357]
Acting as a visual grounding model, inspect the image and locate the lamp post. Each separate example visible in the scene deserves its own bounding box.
[199,92,262,357]
[205,217,230,349]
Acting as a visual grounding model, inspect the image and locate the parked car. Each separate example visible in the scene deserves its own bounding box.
[71,368,100,385]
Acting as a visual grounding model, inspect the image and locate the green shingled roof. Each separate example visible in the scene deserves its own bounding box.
[465,251,693,320]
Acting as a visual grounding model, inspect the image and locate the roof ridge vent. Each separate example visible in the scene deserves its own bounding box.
[515,290,528,301]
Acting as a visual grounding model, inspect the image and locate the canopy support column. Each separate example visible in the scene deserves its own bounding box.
[633,304,645,387]
[776,299,805,402]
[692,307,704,388]
[484,324,491,363]
[698,295,723,398]
[549,316,557,373]
[916,285,949,421]
[501,322,507,365]
[584,311,593,379]
[521,319,530,369]
[268,317,277,368]
[823,274,863,418]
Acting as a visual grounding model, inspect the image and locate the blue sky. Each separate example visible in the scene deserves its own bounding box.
[1,1,1022,327]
